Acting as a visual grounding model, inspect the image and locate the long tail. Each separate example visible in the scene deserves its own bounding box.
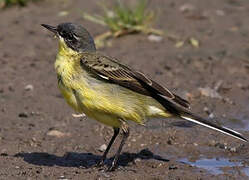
[180,111,247,142]
[155,95,247,142]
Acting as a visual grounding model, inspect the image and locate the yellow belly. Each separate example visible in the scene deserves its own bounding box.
[58,82,80,112]
[55,53,171,129]
[58,81,121,127]
[58,75,171,128]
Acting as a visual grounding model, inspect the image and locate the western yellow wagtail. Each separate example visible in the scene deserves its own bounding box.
[42,22,247,171]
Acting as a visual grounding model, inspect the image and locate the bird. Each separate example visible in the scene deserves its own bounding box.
[41,22,247,171]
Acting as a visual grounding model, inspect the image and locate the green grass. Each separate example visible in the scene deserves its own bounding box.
[83,0,163,47]
[0,0,41,8]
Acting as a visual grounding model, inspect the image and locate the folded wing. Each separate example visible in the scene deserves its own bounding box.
[80,53,190,109]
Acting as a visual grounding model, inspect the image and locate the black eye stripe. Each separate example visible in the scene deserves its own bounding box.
[59,30,66,36]
[59,30,74,41]
[56,23,96,52]
[67,33,73,39]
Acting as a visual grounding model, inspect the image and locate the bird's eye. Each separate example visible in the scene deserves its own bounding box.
[59,30,66,37]
[59,30,74,41]
[66,33,74,41]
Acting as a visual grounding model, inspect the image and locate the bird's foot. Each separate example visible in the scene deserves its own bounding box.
[95,158,106,167]
[94,159,117,172]
[106,161,117,172]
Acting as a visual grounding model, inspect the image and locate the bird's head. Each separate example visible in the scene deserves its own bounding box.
[41,22,96,53]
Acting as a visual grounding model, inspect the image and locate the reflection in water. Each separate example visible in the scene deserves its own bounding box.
[179,157,245,175]
[243,168,249,177]
[227,118,249,131]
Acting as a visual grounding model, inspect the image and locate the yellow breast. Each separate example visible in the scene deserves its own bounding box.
[54,38,170,128]
[54,44,124,127]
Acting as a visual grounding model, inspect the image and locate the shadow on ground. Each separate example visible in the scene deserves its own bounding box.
[170,120,196,128]
[14,149,169,168]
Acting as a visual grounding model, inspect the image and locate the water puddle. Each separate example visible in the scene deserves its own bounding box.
[226,118,249,131]
[239,121,249,131]
[242,167,249,176]
[179,157,244,175]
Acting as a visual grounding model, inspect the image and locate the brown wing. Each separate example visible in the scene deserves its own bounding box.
[80,53,190,108]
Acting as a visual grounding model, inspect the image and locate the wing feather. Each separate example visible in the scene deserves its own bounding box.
[80,53,190,108]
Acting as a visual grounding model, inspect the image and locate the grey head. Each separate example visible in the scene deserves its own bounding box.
[42,22,96,52]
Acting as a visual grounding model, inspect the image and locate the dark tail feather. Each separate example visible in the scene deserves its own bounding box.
[155,95,247,142]
[180,111,247,142]
[172,94,190,109]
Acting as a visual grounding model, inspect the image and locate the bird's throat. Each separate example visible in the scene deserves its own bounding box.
[58,37,78,57]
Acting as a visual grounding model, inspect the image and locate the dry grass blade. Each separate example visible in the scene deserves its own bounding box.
[82,0,163,48]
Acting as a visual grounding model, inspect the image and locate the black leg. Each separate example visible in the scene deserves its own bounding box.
[97,128,120,166]
[108,122,130,171]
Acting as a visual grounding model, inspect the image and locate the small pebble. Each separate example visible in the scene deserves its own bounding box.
[98,144,107,152]
[30,111,41,116]
[135,158,141,163]
[58,175,68,180]
[131,138,136,142]
[25,84,34,91]
[199,87,222,99]
[179,3,195,12]
[18,112,28,118]
[8,84,14,92]
[203,107,210,113]
[229,147,237,152]
[167,139,172,145]
[47,130,69,138]
[58,11,69,17]
[209,140,216,146]
[216,10,225,16]
[208,113,215,119]
[148,34,163,42]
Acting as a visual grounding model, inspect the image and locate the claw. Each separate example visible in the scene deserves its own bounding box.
[107,162,117,172]
[95,158,105,167]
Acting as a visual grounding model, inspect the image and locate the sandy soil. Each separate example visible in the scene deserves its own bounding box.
[1,0,249,179]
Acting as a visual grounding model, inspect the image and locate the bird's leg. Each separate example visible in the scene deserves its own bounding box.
[97,127,120,167]
[108,121,130,171]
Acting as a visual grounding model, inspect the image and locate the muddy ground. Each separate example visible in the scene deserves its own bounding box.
[1,0,249,179]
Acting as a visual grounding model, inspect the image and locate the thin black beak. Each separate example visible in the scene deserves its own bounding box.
[41,24,57,34]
